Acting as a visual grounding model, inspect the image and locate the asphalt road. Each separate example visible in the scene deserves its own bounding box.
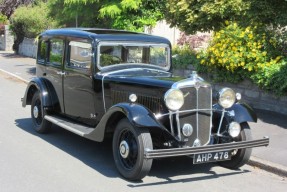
[0,69,286,191]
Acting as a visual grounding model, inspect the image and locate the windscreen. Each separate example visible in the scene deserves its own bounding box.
[97,42,170,71]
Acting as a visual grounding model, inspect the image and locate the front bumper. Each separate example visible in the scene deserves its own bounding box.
[144,137,269,159]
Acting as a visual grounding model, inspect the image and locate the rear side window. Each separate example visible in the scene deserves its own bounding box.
[49,39,64,66]
[67,41,92,70]
[37,40,47,64]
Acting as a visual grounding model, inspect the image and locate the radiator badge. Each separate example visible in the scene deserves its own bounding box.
[193,138,201,147]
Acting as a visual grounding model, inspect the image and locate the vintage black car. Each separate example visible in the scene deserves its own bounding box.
[22,28,269,180]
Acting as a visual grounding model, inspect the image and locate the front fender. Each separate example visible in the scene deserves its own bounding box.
[86,103,173,142]
[213,102,257,123]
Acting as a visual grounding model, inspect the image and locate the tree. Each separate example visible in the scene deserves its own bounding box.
[48,0,112,28]
[64,0,164,31]
[165,0,287,34]
[10,2,56,51]
[0,0,34,18]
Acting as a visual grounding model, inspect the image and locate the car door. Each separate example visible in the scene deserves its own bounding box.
[63,39,97,126]
[45,38,65,113]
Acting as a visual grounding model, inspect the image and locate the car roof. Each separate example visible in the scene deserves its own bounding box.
[40,28,171,45]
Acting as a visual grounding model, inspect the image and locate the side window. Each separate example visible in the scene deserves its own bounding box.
[67,41,92,70]
[37,40,47,64]
[49,39,64,66]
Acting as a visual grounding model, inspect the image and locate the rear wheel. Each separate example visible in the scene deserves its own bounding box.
[218,122,252,169]
[31,91,52,133]
[113,118,153,180]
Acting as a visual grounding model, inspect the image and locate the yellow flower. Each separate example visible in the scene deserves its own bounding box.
[225,20,229,25]
[262,51,267,56]
[201,59,205,64]
[245,27,251,33]
[275,56,282,61]
[211,58,215,64]
[239,32,245,38]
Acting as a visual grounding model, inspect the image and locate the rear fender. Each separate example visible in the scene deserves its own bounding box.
[22,77,59,111]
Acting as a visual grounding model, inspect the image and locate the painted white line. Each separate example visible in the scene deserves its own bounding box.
[0,68,29,84]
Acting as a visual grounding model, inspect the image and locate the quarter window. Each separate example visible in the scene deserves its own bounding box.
[37,40,47,64]
[68,41,92,70]
[49,39,64,66]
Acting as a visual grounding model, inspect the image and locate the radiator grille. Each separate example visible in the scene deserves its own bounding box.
[111,90,162,113]
[179,86,212,146]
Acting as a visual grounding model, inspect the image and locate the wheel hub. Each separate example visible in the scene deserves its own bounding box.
[33,106,39,118]
[119,140,130,159]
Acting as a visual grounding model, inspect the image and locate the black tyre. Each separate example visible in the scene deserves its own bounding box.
[219,122,252,169]
[31,91,52,133]
[113,118,153,180]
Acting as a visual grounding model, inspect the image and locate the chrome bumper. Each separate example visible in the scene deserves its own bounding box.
[144,137,269,159]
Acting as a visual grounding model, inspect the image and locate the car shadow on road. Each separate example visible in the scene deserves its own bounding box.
[15,118,118,179]
[0,52,29,58]
[129,158,249,187]
[255,109,287,129]
[15,118,250,185]
[26,67,36,76]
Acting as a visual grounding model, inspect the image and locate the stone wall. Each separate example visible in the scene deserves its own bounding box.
[174,69,287,115]
[18,37,37,58]
[0,25,14,51]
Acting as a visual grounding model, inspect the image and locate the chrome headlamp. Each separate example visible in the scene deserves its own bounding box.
[164,89,184,111]
[218,88,236,108]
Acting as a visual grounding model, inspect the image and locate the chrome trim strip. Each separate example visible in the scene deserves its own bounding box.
[217,109,226,135]
[169,112,174,136]
[157,109,214,118]
[144,137,270,159]
[176,111,181,140]
[196,87,199,140]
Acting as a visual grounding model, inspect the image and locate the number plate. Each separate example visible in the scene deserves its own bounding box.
[193,151,231,164]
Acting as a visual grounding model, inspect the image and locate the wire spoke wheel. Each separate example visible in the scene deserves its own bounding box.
[31,91,52,133]
[113,118,153,181]
[218,122,252,169]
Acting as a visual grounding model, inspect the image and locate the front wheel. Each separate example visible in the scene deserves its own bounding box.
[31,91,52,133]
[218,122,252,169]
[113,118,153,180]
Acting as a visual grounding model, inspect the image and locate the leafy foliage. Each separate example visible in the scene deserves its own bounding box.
[165,0,287,34]
[172,46,199,70]
[197,22,287,95]
[10,2,56,51]
[0,0,33,18]
[64,0,164,31]
[48,0,112,28]
[0,13,8,35]
[177,32,211,50]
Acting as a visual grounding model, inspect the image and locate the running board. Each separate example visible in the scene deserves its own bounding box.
[44,115,94,137]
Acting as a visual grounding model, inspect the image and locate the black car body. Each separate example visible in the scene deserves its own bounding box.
[22,28,269,180]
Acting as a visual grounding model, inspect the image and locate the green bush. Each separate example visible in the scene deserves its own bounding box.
[197,22,287,96]
[10,2,56,52]
[172,45,200,69]
[252,59,287,96]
